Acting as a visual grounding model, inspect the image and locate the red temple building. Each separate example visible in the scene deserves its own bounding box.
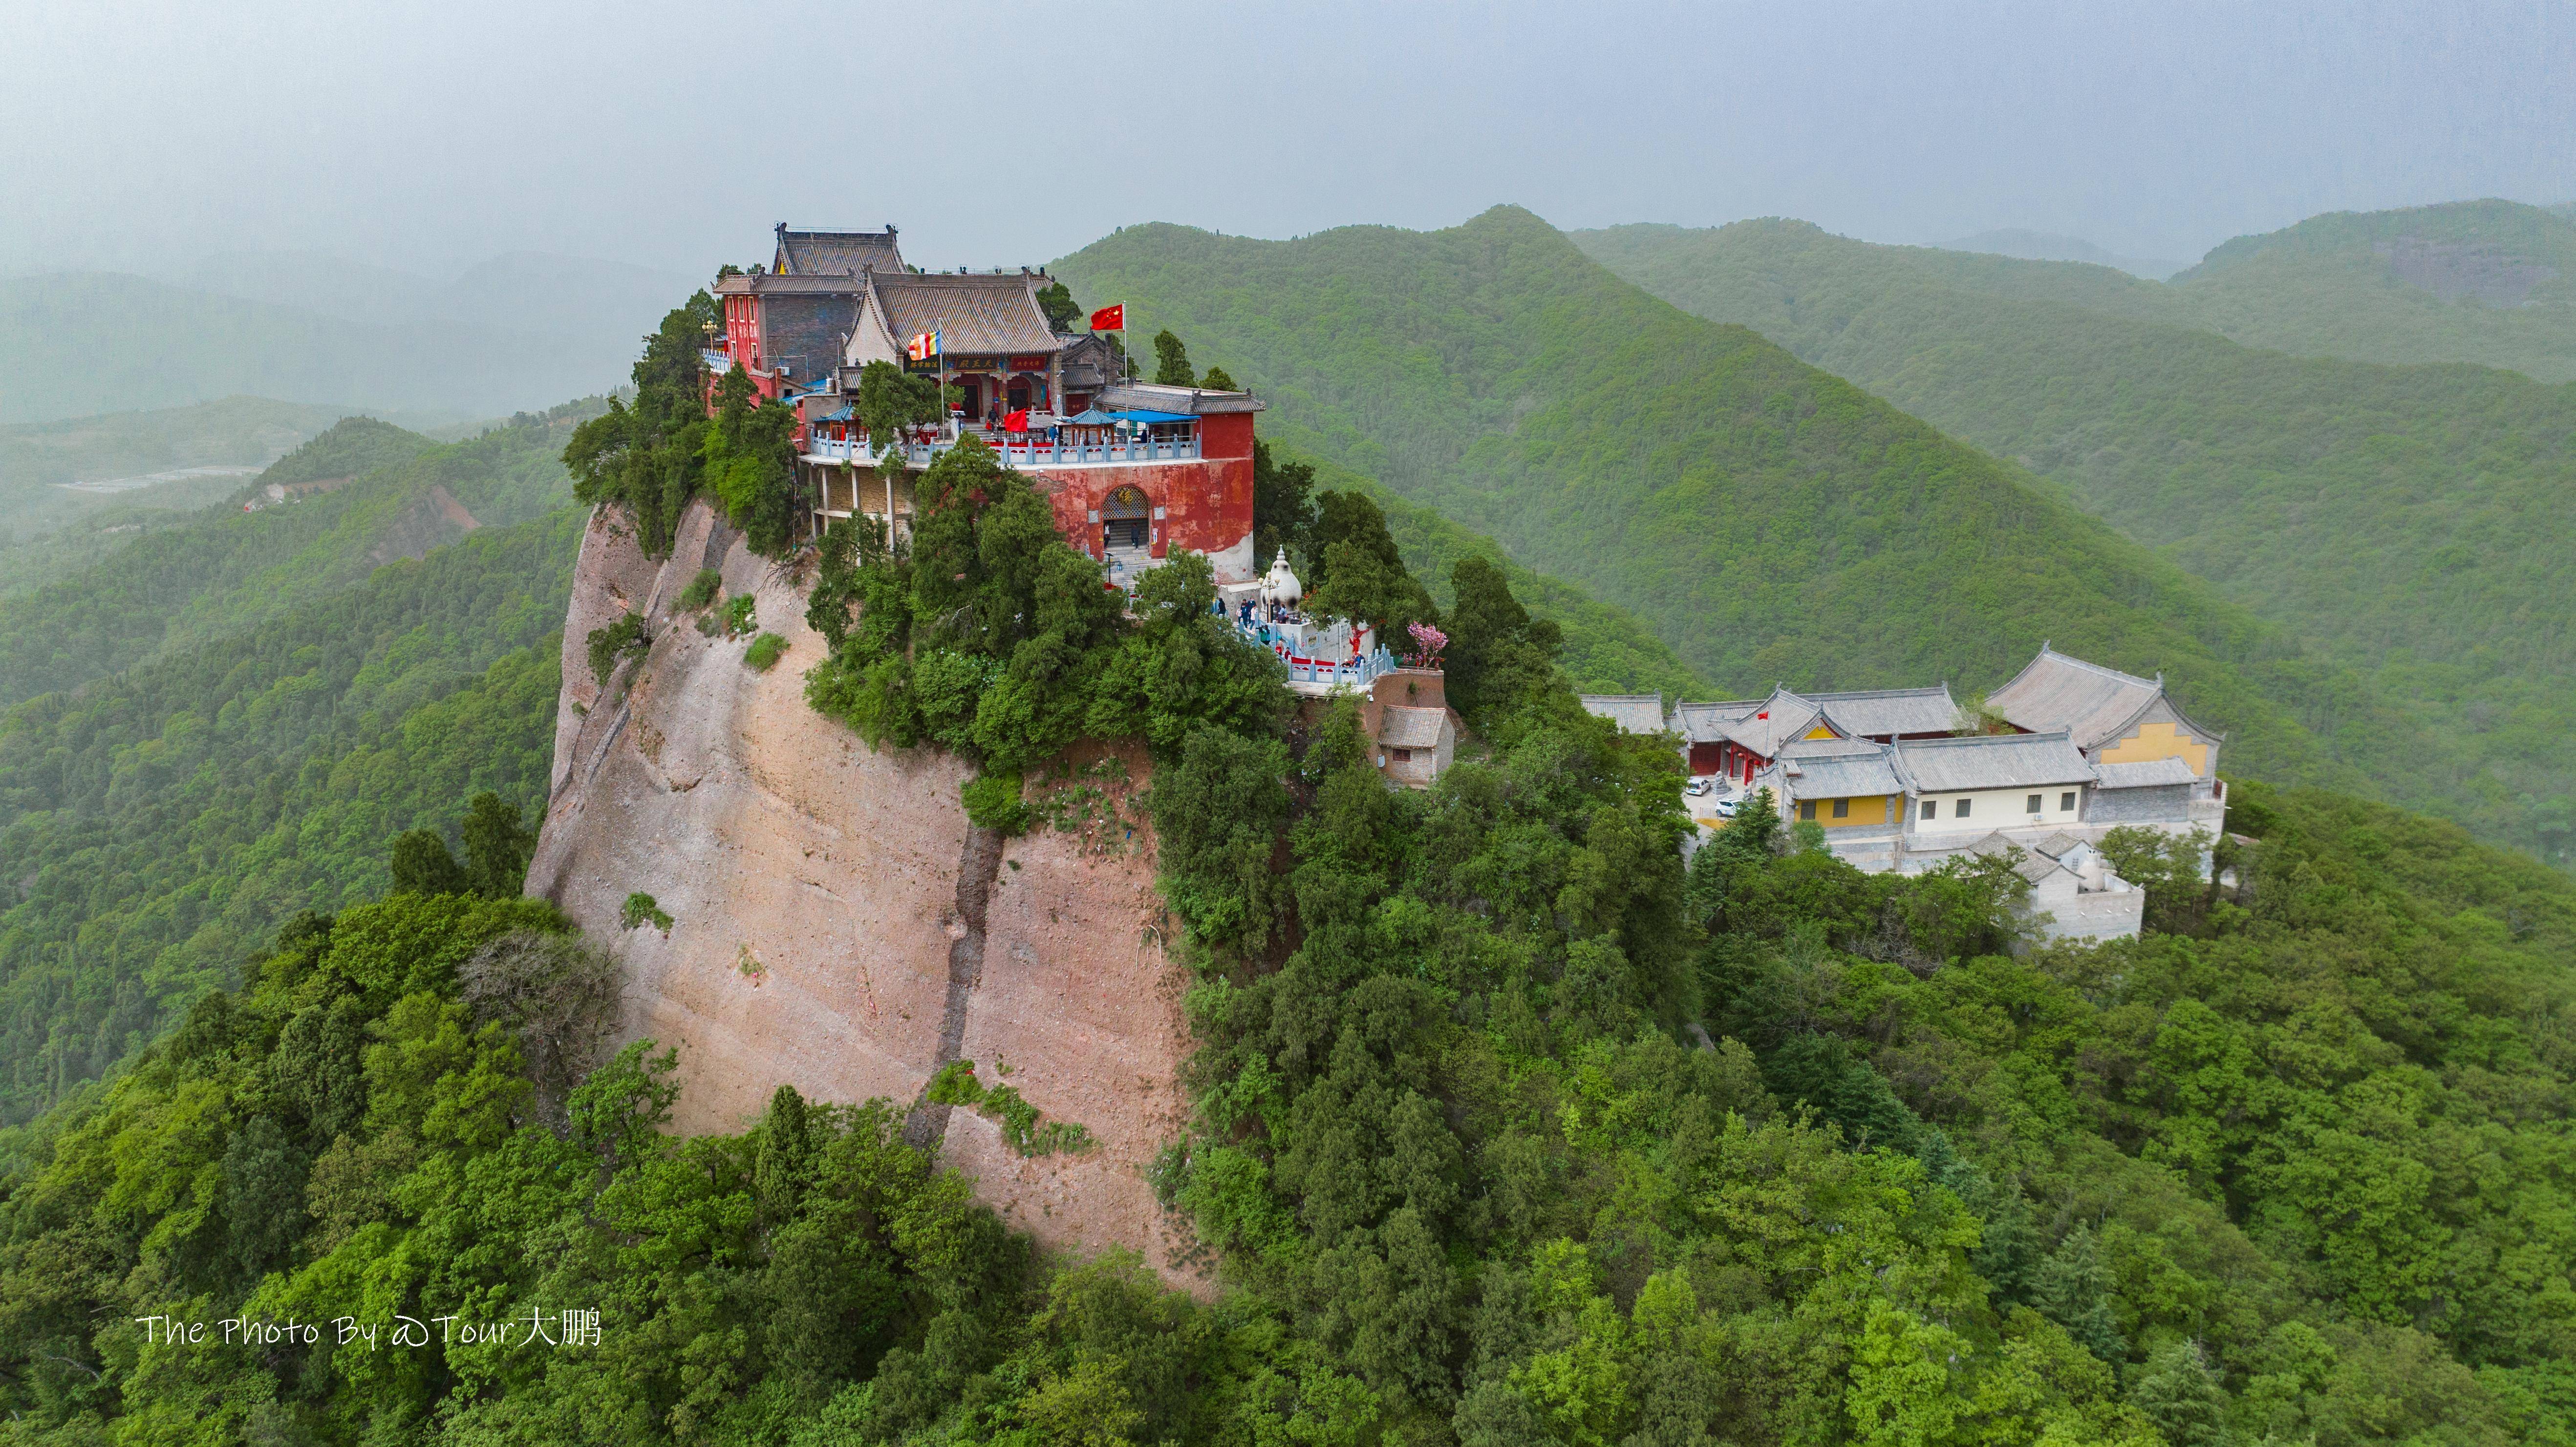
[707,223,1261,584]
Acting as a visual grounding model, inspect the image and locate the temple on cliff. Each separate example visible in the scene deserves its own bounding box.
[707,223,1264,586]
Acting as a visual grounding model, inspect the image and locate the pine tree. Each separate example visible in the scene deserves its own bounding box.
[1200,364,1237,391]
[2032,1222,2126,1362]
[2130,1339,2230,1447]
[461,791,537,899]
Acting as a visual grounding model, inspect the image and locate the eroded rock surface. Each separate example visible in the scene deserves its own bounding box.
[527,500,1202,1286]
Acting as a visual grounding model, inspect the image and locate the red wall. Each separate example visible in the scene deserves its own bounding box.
[1030,454,1254,566]
[1199,412,1256,461]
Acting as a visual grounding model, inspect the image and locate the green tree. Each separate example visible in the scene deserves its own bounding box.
[1200,365,1238,391]
[461,789,537,899]
[1036,280,1083,332]
[391,828,470,896]
[703,365,801,556]
[1441,554,1564,724]
[1153,329,1194,387]
[2129,1339,2229,1447]
[1303,491,1436,638]
[563,291,717,556]
[1251,438,1318,568]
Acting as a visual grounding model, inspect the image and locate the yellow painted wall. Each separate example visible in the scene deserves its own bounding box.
[1805,794,1893,829]
[1803,724,1840,740]
[2099,721,2209,775]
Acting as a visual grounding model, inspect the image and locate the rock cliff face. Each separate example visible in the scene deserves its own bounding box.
[527,499,1201,1286]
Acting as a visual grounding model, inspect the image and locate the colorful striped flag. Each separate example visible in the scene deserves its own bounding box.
[906,330,941,362]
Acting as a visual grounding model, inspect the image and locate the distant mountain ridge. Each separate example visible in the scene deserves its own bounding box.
[1052,207,2401,803]
[1942,227,2185,279]
[1572,214,2576,860]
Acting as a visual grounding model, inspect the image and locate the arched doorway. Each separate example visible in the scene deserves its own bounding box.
[1101,485,1150,552]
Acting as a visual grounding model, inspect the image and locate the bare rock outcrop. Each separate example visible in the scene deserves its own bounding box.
[527,499,1202,1286]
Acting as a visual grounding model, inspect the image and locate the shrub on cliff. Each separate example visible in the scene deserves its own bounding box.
[585,610,647,684]
[803,437,1288,775]
[563,291,716,557]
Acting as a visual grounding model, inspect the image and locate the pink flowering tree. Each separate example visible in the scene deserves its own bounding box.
[1406,620,1447,668]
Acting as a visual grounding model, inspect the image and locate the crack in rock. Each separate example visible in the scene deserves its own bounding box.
[905,822,1005,1149]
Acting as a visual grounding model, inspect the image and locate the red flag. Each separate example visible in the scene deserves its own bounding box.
[1003,408,1030,433]
[1088,302,1124,332]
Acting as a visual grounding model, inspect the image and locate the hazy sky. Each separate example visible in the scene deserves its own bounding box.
[6,0,2572,280]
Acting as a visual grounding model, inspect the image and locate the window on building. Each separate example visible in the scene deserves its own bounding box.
[1799,800,1818,821]
[1393,748,1412,763]
[1923,799,1938,820]
[1831,798,1849,819]
[1956,798,1972,818]
[2027,794,2043,814]
[2061,791,2077,811]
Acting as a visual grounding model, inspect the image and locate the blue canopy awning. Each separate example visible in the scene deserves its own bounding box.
[1063,407,1197,426]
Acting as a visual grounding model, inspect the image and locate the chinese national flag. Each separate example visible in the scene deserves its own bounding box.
[1088,303,1124,332]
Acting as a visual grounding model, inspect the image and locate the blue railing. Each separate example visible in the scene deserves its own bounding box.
[802,431,1201,468]
[1227,617,1398,693]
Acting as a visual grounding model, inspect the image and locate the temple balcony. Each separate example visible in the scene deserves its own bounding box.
[802,426,1202,470]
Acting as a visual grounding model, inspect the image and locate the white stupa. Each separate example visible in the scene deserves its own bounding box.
[1259,549,1302,608]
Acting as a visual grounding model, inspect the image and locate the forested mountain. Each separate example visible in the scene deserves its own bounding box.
[1942,228,2185,280]
[0,396,355,491]
[2166,200,2576,380]
[0,398,352,596]
[1572,217,2576,863]
[1051,208,2462,819]
[1658,201,2576,383]
[3,424,2569,1443]
[0,405,595,707]
[0,512,573,1122]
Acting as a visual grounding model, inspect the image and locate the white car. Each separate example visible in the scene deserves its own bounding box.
[1712,797,1742,818]
[1684,777,1713,797]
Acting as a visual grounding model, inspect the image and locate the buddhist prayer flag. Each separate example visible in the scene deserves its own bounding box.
[1089,303,1124,332]
[907,330,941,362]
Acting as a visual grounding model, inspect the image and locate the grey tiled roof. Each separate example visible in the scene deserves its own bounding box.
[1098,382,1268,415]
[1988,647,2209,751]
[868,273,1064,356]
[712,273,871,296]
[2034,831,2084,859]
[1378,705,1450,749]
[1669,699,1762,743]
[775,226,904,277]
[2092,757,2198,788]
[1726,688,1836,758]
[1809,684,1960,738]
[1580,693,1667,735]
[1963,831,2066,884]
[1772,740,1903,799]
[1893,730,2096,792]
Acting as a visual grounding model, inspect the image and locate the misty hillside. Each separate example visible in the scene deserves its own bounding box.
[1828,201,2576,383]
[178,247,699,349]
[0,405,596,708]
[1052,208,2406,796]
[0,271,638,425]
[1574,216,2576,862]
[1942,227,2185,278]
